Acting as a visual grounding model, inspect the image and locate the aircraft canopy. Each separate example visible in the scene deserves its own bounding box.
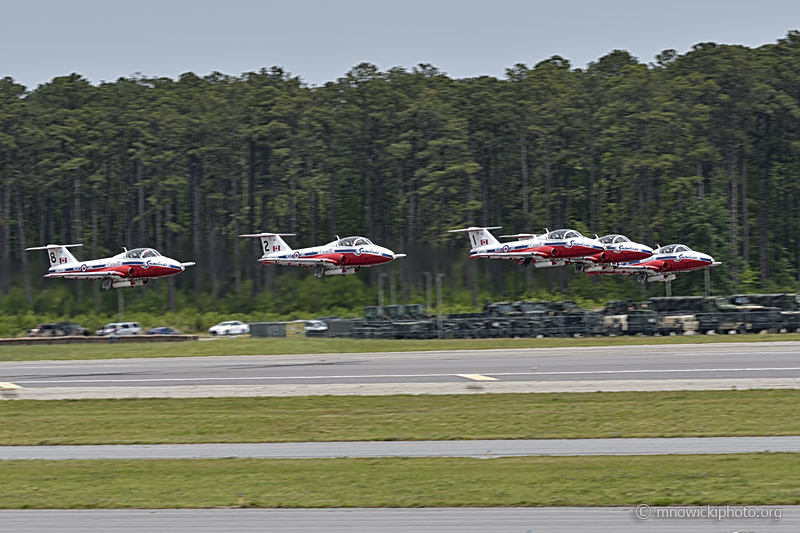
[546,229,582,240]
[337,236,373,247]
[125,248,161,259]
[656,244,692,254]
[599,234,630,245]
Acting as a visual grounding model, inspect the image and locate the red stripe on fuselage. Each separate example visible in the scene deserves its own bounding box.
[315,252,392,267]
[72,265,180,279]
[503,245,599,259]
[636,258,708,272]
[588,250,652,263]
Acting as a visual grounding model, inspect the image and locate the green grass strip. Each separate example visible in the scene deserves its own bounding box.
[1,454,799,508]
[3,389,800,445]
[2,333,800,361]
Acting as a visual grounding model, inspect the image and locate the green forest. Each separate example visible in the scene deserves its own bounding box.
[1,31,800,334]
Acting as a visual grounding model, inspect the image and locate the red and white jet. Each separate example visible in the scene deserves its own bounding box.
[561,234,654,273]
[449,227,607,268]
[26,244,195,289]
[240,233,405,277]
[584,243,720,282]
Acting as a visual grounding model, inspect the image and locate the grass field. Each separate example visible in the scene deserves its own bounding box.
[1,454,798,508]
[2,389,800,445]
[2,333,800,362]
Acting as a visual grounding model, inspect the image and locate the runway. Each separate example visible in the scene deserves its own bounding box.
[3,342,800,398]
[0,507,794,533]
[2,436,800,460]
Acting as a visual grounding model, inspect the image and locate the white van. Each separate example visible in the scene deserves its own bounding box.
[96,322,143,336]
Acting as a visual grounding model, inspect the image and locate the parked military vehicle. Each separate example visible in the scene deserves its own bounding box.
[601,300,659,335]
[322,293,800,340]
[729,294,800,332]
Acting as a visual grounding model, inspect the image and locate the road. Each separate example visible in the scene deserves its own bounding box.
[4,342,800,386]
[2,436,800,460]
[4,342,800,398]
[0,507,794,532]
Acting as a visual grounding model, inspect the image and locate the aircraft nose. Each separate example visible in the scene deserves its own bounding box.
[386,247,407,260]
[642,245,654,255]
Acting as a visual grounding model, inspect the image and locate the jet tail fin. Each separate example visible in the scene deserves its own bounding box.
[25,244,82,267]
[448,227,502,250]
[240,233,295,255]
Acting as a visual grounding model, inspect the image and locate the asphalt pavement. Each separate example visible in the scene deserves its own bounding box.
[4,341,800,398]
[2,436,800,460]
[5,341,800,386]
[0,507,794,533]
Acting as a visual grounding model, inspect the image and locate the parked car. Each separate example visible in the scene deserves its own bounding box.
[27,324,65,337]
[146,327,182,335]
[304,320,329,334]
[208,321,250,336]
[27,323,89,337]
[96,322,142,336]
[56,322,89,336]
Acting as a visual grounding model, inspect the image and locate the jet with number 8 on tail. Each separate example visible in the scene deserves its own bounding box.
[26,244,195,289]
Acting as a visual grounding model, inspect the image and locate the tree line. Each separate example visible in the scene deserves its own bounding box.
[1,31,800,321]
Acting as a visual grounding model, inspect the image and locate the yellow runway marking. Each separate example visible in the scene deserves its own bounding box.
[456,374,499,381]
[0,382,22,390]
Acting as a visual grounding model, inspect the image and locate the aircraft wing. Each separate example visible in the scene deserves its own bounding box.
[471,251,549,259]
[587,263,660,275]
[619,264,660,272]
[259,257,339,267]
[44,272,124,280]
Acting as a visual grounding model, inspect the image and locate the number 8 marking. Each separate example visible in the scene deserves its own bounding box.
[50,252,56,263]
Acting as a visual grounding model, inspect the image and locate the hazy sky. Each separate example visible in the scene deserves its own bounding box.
[2,0,798,89]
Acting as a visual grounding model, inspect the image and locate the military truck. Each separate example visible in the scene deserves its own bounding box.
[405,304,427,318]
[601,300,658,336]
[363,306,385,320]
[646,296,779,335]
[383,305,406,320]
[730,294,799,332]
[643,297,703,335]
[484,301,519,317]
